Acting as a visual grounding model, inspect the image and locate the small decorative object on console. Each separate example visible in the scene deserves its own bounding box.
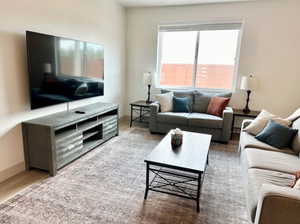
[171,128,183,147]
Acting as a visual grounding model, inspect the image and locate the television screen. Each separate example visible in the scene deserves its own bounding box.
[26,31,104,109]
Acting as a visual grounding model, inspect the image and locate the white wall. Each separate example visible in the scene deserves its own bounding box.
[126,0,300,116]
[0,0,126,181]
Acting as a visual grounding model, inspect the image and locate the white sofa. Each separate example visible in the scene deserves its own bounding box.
[240,118,300,224]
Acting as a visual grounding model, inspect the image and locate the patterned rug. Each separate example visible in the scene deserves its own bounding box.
[0,128,249,224]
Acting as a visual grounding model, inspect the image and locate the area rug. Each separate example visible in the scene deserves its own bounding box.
[0,128,249,224]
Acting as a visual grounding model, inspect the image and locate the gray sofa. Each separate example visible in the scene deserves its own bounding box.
[240,118,300,224]
[149,89,233,143]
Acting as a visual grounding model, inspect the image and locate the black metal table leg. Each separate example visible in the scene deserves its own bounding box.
[144,163,149,200]
[129,101,151,127]
[207,151,209,166]
[196,173,202,212]
[231,114,235,139]
[139,107,142,122]
[130,105,133,127]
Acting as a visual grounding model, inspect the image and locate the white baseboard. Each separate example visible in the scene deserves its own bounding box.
[0,162,25,183]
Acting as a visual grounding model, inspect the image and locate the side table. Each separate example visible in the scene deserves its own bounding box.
[130,100,151,127]
[231,109,260,138]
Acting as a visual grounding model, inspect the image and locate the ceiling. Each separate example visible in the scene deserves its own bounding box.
[117,0,253,7]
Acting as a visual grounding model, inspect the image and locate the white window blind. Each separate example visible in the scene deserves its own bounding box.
[159,22,242,32]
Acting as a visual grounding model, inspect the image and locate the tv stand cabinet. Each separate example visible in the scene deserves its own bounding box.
[22,102,119,176]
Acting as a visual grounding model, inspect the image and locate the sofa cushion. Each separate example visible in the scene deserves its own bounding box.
[193,91,232,113]
[240,131,294,154]
[246,168,295,222]
[292,118,300,154]
[161,89,194,102]
[155,92,173,112]
[188,113,223,128]
[173,96,191,113]
[293,179,300,190]
[255,120,298,149]
[162,89,194,111]
[244,148,300,174]
[287,108,300,122]
[244,110,291,136]
[157,112,189,125]
[207,96,230,117]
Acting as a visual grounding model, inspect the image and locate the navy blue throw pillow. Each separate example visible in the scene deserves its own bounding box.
[255,120,298,149]
[173,96,191,113]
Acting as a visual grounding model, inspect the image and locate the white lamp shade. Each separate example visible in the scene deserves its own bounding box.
[240,76,250,90]
[43,63,52,73]
[143,72,152,85]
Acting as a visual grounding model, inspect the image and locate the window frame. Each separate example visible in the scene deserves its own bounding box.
[155,20,244,92]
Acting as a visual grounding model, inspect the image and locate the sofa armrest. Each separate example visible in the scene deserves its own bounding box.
[241,119,254,130]
[221,107,233,143]
[223,106,233,116]
[149,102,160,116]
[255,184,300,224]
[149,102,160,132]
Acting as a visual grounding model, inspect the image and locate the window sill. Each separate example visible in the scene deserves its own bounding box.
[155,85,234,92]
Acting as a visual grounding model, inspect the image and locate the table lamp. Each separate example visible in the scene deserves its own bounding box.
[240,75,254,114]
[143,72,152,104]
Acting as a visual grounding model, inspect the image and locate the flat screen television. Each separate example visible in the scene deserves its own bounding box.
[26,31,104,109]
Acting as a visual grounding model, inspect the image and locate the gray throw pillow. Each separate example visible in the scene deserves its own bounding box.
[255,120,298,149]
[193,91,232,113]
[161,89,194,111]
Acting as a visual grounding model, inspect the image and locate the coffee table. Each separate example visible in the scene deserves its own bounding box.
[144,131,212,212]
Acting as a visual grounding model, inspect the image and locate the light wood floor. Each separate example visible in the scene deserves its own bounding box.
[0,170,48,203]
[0,117,132,204]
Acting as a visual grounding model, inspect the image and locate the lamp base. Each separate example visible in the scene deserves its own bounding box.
[243,90,251,114]
[146,84,152,105]
[243,108,251,114]
[146,100,153,104]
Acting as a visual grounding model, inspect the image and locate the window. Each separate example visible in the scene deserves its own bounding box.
[157,22,242,90]
[57,38,104,79]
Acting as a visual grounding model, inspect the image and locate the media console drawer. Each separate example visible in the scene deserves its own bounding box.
[22,102,119,176]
